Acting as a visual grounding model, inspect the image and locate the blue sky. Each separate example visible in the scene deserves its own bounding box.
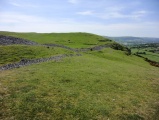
[0,0,159,37]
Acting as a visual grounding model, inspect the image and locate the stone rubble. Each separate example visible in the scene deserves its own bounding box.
[0,35,38,45]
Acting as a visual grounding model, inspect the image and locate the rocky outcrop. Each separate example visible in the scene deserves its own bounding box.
[0,35,38,45]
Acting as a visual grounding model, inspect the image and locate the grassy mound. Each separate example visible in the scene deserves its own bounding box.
[0,31,112,48]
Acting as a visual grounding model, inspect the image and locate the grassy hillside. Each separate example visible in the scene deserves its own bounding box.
[0,31,112,48]
[0,32,159,119]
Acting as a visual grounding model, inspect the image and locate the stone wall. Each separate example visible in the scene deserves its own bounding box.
[0,54,81,71]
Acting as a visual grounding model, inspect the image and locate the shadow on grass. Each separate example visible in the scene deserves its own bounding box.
[153,103,159,120]
[119,113,144,120]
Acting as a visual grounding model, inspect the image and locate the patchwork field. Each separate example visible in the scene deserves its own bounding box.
[0,32,159,120]
[132,48,159,63]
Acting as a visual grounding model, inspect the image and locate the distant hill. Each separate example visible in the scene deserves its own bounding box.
[105,36,159,45]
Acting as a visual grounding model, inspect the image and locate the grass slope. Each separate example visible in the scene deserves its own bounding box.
[0,45,74,65]
[0,31,112,48]
[1,48,159,120]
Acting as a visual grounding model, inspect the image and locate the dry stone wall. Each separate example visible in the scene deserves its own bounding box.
[0,35,113,71]
[0,54,81,71]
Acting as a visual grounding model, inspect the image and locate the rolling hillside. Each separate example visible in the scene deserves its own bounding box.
[0,32,159,120]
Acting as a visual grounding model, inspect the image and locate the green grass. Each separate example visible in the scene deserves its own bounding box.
[0,31,159,119]
[1,48,159,120]
[0,31,113,48]
[0,45,74,65]
[132,48,159,62]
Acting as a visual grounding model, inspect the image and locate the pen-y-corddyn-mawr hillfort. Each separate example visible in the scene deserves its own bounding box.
[0,31,159,120]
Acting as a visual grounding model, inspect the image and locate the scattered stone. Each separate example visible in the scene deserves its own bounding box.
[0,35,38,45]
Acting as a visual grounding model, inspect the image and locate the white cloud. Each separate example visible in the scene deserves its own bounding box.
[9,2,21,7]
[77,11,93,15]
[0,11,158,37]
[105,6,124,12]
[131,10,148,19]
[76,4,148,20]
[8,1,39,8]
[99,12,127,19]
[91,10,148,20]
[68,0,79,4]
[0,12,45,23]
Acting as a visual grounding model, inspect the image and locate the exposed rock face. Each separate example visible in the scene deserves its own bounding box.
[0,35,38,45]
